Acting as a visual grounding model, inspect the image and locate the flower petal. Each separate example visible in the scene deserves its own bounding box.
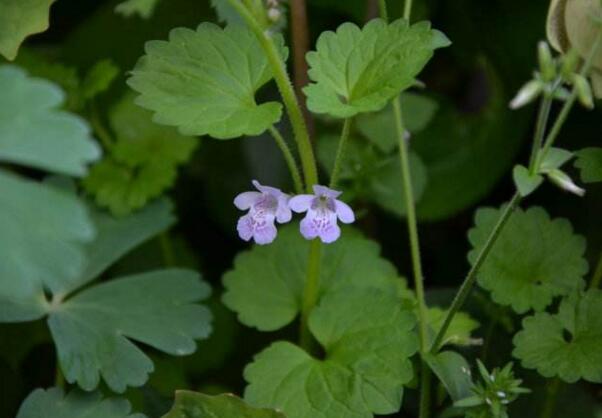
[236,214,255,241]
[319,223,341,244]
[300,214,320,240]
[313,184,342,199]
[252,180,282,196]
[234,191,261,210]
[335,200,355,224]
[299,208,340,243]
[289,194,315,213]
[276,195,292,223]
[253,222,278,245]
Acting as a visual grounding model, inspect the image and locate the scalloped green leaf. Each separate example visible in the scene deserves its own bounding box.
[49,269,212,393]
[244,288,418,418]
[0,65,100,176]
[469,206,588,313]
[513,290,602,383]
[16,387,145,418]
[222,225,407,331]
[128,23,285,139]
[163,392,285,418]
[0,0,54,60]
[575,147,602,183]
[304,18,449,118]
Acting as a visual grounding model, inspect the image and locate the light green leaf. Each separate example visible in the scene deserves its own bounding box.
[222,225,406,331]
[304,19,449,118]
[425,351,474,402]
[210,0,244,26]
[0,0,54,60]
[513,165,544,197]
[469,206,588,313]
[575,147,602,183]
[49,269,212,393]
[513,290,602,383]
[0,171,94,321]
[115,0,160,19]
[356,93,439,153]
[244,288,418,418]
[17,387,145,418]
[162,392,285,418]
[128,23,285,139]
[540,147,574,172]
[0,65,100,176]
[81,59,119,100]
[427,307,480,347]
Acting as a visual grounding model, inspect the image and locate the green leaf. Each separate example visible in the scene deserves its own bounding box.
[16,387,145,418]
[244,288,418,418]
[304,19,449,118]
[0,171,94,321]
[84,94,197,216]
[513,290,602,383]
[210,0,244,26]
[222,225,406,331]
[81,59,119,100]
[0,0,54,60]
[575,147,602,183]
[513,165,544,197]
[425,351,474,402]
[162,392,285,418]
[49,269,212,393]
[469,206,588,313]
[128,23,285,139]
[427,307,480,347]
[540,147,574,172]
[356,93,439,153]
[115,0,160,19]
[0,65,100,176]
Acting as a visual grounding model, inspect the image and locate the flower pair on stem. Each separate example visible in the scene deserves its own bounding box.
[234,180,355,245]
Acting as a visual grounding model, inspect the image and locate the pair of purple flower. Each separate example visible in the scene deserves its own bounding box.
[234,180,355,245]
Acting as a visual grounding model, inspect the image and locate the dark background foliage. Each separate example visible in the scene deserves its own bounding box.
[1,0,600,416]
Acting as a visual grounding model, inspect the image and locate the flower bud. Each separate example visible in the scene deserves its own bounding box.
[547,169,586,196]
[573,73,595,108]
[561,49,581,79]
[268,7,281,22]
[538,41,557,81]
[510,80,544,109]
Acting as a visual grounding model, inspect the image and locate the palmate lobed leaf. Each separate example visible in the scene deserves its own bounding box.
[244,288,418,418]
[304,18,450,118]
[513,290,602,383]
[222,225,408,331]
[0,65,100,176]
[469,206,588,313]
[16,387,145,418]
[574,147,602,183]
[128,23,286,139]
[162,392,285,418]
[0,0,54,60]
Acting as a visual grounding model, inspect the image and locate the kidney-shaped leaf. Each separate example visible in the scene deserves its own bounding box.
[0,0,54,60]
[128,23,285,139]
[162,392,285,418]
[304,18,449,118]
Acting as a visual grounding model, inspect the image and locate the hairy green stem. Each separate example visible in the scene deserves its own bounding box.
[329,118,352,189]
[540,378,561,418]
[269,126,304,193]
[378,0,389,20]
[299,239,322,352]
[591,251,602,289]
[226,0,318,190]
[431,192,521,353]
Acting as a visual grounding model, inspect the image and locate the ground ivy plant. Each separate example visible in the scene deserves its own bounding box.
[2,0,602,417]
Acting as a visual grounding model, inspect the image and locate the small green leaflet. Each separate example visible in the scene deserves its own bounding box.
[425,351,473,402]
[304,18,450,118]
[513,165,543,197]
[222,225,406,331]
[513,290,602,383]
[128,23,286,139]
[0,0,54,60]
[427,307,480,347]
[469,206,588,313]
[574,147,602,183]
[244,288,418,418]
[210,0,244,26]
[16,387,145,418]
[81,59,119,100]
[0,65,100,176]
[84,94,197,216]
[162,392,285,418]
[115,0,160,19]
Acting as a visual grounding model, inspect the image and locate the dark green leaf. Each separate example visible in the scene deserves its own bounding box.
[162,392,285,418]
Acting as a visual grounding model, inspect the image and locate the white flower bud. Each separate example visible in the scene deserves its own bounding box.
[538,41,556,82]
[547,169,586,196]
[268,7,281,22]
[510,80,544,109]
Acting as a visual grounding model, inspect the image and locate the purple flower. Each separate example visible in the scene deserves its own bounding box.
[289,185,355,243]
[234,180,292,245]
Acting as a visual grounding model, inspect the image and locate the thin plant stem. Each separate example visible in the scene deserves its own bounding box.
[378,0,389,20]
[329,118,352,189]
[403,0,413,20]
[299,239,322,352]
[160,232,176,267]
[269,126,304,193]
[540,378,561,418]
[226,0,318,190]
[55,358,65,388]
[431,192,522,353]
[590,251,602,289]
[89,101,114,150]
[290,0,314,135]
[528,93,554,173]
